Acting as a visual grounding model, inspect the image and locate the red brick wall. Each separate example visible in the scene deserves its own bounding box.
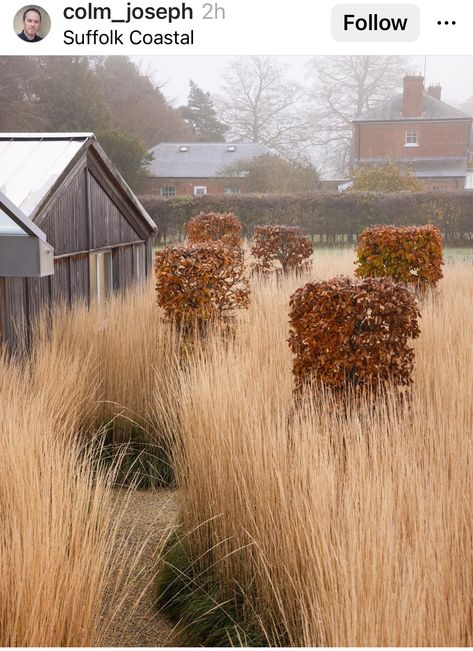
[403,76,424,117]
[354,120,471,160]
[144,177,246,196]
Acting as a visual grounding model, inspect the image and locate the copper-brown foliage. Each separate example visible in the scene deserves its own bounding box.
[155,242,250,334]
[355,225,444,290]
[288,276,421,394]
[184,212,242,247]
[251,225,313,274]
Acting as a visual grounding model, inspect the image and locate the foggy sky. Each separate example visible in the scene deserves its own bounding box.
[132,55,473,109]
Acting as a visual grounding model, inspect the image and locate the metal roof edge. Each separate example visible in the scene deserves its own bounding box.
[0,132,94,140]
[0,190,48,240]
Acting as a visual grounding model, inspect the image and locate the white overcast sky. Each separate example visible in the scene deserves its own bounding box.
[132,55,473,108]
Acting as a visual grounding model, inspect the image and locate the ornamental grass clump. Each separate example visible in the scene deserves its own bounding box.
[158,256,473,646]
[251,225,313,275]
[355,224,444,291]
[184,211,242,247]
[288,276,421,395]
[155,242,250,336]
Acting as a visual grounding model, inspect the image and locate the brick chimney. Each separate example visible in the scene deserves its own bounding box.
[403,75,424,118]
[427,84,442,101]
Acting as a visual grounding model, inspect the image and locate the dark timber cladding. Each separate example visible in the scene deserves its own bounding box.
[0,134,157,350]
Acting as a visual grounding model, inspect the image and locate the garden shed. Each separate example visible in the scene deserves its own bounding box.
[0,133,157,349]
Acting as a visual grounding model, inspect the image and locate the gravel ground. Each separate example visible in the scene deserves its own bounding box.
[98,487,183,647]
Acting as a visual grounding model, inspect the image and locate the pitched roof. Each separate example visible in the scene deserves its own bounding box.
[147,142,273,178]
[355,157,467,178]
[354,93,471,122]
[0,133,156,231]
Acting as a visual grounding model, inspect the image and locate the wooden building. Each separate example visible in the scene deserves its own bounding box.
[0,133,156,349]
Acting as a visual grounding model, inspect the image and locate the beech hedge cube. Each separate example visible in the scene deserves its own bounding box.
[251,225,313,275]
[184,212,242,247]
[155,242,250,335]
[288,276,421,394]
[355,224,443,290]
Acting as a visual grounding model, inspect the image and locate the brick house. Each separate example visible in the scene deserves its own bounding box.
[144,142,272,196]
[352,75,472,191]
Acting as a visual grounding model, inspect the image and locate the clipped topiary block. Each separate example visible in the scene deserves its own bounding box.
[355,224,443,290]
[155,242,250,335]
[288,276,421,394]
[251,225,313,275]
[185,211,242,247]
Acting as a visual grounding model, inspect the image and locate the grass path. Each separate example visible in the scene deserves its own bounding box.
[99,487,183,647]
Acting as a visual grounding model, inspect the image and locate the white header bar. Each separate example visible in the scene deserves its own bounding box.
[1,0,471,55]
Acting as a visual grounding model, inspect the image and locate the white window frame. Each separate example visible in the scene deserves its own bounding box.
[160,186,176,197]
[89,249,113,304]
[405,129,419,147]
[193,185,207,196]
[224,187,241,194]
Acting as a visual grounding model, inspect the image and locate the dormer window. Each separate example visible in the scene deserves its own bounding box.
[179,146,189,152]
[405,130,418,147]
[226,145,237,152]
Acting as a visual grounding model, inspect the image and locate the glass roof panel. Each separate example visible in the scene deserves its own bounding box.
[0,138,86,216]
[0,207,28,235]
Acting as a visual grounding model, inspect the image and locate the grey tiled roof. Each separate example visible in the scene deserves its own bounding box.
[147,142,273,177]
[354,94,471,122]
[355,157,467,178]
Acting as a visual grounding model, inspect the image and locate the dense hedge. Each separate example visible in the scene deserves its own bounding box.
[288,276,421,395]
[140,191,473,246]
[155,243,250,335]
[185,211,242,246]
[355,225,444,291]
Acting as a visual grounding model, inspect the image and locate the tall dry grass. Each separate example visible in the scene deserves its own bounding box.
[3,248,471,645]
[0,344,117,646]
[170,251,473,646]
[32,281,181,441]
[0,281,180,645]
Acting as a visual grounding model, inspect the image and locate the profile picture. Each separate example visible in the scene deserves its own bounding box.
[14,6,50,42]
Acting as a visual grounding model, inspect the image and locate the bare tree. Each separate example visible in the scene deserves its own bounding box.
[306,55,414,177]
[218,56,310,160]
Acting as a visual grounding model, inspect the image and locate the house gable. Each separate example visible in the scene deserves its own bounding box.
[0,134,156,351]
[0,134,156,253]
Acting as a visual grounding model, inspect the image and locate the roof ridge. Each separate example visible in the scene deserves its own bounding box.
[150,141,267,147]
[355,93,403,120]
[423,93,472,118]
[354,91,472,122]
